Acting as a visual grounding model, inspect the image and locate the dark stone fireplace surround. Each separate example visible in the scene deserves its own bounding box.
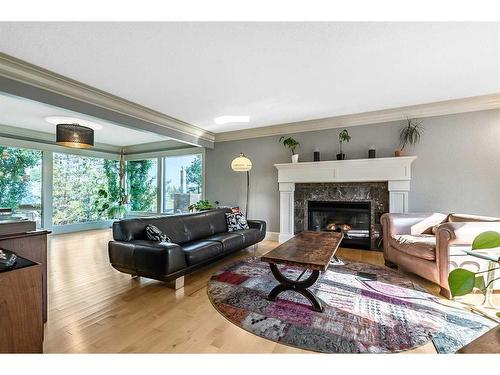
[294,182,389,250]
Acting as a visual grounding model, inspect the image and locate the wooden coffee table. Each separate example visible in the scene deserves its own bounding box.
[261,231,343,312]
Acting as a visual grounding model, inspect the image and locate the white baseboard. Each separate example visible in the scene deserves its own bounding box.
[264,231,280,242]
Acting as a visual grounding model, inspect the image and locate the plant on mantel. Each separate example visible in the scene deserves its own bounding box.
[396,118,423,157]
[447,231,500,319]
[279,136,300,163]
[336,129,351,160]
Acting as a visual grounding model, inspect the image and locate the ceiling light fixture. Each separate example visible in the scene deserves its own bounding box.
[214,115,250,125]
[56,123,94,149]
[45,116,104,130]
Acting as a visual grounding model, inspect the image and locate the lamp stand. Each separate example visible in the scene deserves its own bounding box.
[246,171,250,218]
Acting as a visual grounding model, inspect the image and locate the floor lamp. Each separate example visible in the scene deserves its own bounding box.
[231,153,252,217]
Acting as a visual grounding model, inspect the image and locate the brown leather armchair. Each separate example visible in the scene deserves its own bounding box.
[381,212,500,298]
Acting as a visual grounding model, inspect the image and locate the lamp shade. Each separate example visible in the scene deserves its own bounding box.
[231,153,252,172]
[56,123,94,149]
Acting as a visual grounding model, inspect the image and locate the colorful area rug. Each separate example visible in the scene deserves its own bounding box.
[207,257,496,353]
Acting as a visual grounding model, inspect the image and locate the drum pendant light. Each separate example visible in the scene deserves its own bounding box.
[56,123,94,149]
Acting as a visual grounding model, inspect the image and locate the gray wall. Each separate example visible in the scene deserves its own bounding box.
[206,109,500,232]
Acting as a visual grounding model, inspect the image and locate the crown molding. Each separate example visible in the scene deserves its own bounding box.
[0,53,215,148]
[215,93,500,142]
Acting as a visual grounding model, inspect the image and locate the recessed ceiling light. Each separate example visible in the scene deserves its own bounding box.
[45,116,104,130]
[214,115,250,125]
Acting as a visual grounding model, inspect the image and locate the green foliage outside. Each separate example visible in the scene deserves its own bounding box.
[0,146,41,210]
[53,153,113,225]
[0,146,199,225]
[185,154,202,193]
[103,159,121,203]
[126,159,157,211]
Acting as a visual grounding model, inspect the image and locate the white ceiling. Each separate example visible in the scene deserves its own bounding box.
[0,93,169,146]
[0,22,499,133]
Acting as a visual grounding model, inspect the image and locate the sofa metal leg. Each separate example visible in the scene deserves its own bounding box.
[440,287,452,299]
[384,259,398,269]
[167,276,184,290]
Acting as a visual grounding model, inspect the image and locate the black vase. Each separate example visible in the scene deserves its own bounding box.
[336,153,346,160]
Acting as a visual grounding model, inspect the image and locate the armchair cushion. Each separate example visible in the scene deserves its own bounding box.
[390,234,436,261]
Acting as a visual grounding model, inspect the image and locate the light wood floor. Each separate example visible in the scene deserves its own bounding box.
[43,229,496,353]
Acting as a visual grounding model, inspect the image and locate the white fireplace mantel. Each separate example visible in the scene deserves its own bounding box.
[274,156,417,243]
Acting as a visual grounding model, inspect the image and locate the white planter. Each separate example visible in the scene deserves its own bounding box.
[291,154,299,163]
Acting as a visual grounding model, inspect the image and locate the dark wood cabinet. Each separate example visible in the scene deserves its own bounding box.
[0,257,43,353]
[0,229,50,322]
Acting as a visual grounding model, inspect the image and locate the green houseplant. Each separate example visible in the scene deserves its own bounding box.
[396,118,423,157]
[188,199,217,212]
[279,136,300,163]
[448,231,500,318]
[95,188,128,219]
[336,129,351,160]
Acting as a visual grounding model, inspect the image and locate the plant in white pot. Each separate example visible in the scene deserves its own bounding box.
[279,136,300,163]
[396,118,423,157]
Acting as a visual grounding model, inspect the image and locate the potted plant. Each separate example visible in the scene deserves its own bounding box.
[279,136,300,163]
[95,188,129,219]
[396,118,423,157]
[337,129,351,160]
[448,231,500,319]
[188,199,216,212]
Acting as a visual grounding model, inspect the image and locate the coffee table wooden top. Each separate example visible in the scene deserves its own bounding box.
[261,231,343,271]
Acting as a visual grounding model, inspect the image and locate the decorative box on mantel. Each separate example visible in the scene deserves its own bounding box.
[274,156,417,243]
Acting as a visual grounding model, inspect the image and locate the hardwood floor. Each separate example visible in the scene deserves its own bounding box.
[43,229,497,353]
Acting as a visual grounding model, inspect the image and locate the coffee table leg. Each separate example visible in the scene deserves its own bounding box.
[267,263,324,312]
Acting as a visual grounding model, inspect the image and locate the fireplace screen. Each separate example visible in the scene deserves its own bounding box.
[307,201,371,249]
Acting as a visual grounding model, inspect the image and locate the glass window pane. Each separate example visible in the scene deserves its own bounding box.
[0,146,42,227]
[127,159,157,212]
[53,153,118,225]
[163,154,202,214]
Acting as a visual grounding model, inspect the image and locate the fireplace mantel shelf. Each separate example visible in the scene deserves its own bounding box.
[274,156,417,243]
[274,156,417,184]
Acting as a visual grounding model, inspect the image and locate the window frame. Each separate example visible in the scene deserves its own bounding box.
[0,135,205,232]
[124,147,206,216]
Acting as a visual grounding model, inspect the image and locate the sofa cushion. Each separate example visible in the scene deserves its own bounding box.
[181,240,223,266]
[112,208,232,243]
[390,234,436,261]
[233,228,262,245]
[410,213,448,234]
[225,212,250,232]
[145,224,171,242]
[205,233,245,253]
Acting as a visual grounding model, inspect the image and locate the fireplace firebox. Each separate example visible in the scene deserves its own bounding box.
[308,201,371,249]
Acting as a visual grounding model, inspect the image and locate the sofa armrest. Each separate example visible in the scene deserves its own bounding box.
[247,220,266,234]
[108,240,187,276]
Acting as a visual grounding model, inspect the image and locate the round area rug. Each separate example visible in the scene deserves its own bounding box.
[207,257,447,353]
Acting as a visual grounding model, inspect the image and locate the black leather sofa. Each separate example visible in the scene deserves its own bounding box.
[108,208,266,284]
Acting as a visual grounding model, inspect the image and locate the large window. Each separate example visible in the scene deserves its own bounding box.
[52,153,118,225]
[127,159,157,212]
[0,146,42,227]
[0,141,205,231]
[163,153,203,214]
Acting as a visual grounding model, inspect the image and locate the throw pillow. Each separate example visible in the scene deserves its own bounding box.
[145,224,171,242]
[225,212,249,232]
